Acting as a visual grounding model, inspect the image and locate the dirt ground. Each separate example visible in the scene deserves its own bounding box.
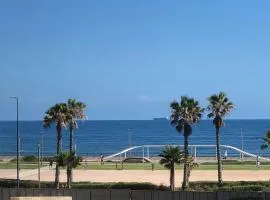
[0,168,269,187]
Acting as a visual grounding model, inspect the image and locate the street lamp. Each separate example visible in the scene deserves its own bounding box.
[40,131,45,166]
[240,128,244,160]
[128,128,132,147]
[38,143,41,189]
[10,96,19,188]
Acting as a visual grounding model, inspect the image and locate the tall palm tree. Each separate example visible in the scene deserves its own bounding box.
[43,103,68,189]
[261,130,270,150]
[159,146,183,191]
[207,92,234,186]
[66,99,86,188]
[170,96,204,190]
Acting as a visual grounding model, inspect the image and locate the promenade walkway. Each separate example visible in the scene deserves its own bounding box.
[0,169,269,187]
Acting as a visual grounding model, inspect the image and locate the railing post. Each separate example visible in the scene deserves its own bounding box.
[194,146,197,162]
[125,152,127,158]
[142,146,145,163]
[147,146,150,158]
[216,147,218,161]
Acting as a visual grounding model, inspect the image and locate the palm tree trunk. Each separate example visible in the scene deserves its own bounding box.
[170,164,175,191]
[216,126,223,186]
[55,124,62,189]
[67,168,71,189]
[67,125,74,188]
[182,134,189,190]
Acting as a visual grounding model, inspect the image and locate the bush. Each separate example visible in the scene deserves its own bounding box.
[0,179,269,192]
[188,181,270,192]
[72,182,169,190]
[22,155,37,162]
[0,179,54,188]
[40,156,54,162]
[221,185,266,192]
[0,179,169,190]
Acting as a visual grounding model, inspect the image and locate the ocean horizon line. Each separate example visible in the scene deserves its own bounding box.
[1,118,270,122]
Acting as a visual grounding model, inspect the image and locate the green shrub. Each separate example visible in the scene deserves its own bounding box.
[10,158,19,162]
[22,155,37,162]
[41,156,54,162]
[221,185,265,192]
[72,182,168,190]
[188,181,270,192]
[0,179,168,190]
[0,179,269,192]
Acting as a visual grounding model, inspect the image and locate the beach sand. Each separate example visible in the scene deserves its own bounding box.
[0,168,269,187]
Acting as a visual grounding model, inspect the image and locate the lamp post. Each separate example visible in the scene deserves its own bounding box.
[38,143,41,189]
[240,128,244,160]
[40,131,45,166]
[128,128,132,157]
[10,96,19,188]
[128,128,132,147]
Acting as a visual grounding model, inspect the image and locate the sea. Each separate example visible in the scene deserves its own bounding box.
[0,120,270,157]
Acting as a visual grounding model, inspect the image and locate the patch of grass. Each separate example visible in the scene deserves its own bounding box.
[203,160,270,165]
[1,159,269,170]
[0,163,38,169]
[75,162,270,170]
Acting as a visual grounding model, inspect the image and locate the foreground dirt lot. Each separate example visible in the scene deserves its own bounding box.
[0,168,269,187]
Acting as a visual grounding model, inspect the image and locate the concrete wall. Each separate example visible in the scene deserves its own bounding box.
[0,189,267,200]
[10,198,71,200]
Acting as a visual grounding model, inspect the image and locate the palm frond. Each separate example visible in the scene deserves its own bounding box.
[159,146,184,169]
[206,92,234,127]
[169,96,204,135]
[66,99,87,128]
[261,130,270,150]
[43,103,69,129]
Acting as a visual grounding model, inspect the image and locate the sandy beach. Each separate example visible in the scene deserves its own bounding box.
[1,167,269,187]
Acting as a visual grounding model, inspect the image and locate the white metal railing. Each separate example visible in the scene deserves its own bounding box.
[103,144,270,162]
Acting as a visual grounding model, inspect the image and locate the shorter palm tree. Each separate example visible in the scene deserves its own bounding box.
[159,146,183,191]
[261,130,270,150]
[186,156,198,186]
[55,152,82,188]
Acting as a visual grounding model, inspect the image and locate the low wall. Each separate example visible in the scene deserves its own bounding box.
[0,188,269,200]
[10,198,71,200]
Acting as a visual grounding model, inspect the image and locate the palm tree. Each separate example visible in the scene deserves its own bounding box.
[186,156,198,186]
[55,151,82,188]
[207,92,234,186]
[43,103,68,189]
[170,96,204,190]
[66,99,86,188]
[56,152,82,170]
[159,146,183,191]
[261,130,270,150]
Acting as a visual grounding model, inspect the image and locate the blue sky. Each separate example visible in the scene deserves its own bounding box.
[0,1,270,120]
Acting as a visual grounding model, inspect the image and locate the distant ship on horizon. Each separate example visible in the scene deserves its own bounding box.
[153,117,169,121]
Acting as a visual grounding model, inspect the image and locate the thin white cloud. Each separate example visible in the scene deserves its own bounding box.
[138,95,151,102]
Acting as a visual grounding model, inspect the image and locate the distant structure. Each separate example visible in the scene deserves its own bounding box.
[153,117,169,121]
